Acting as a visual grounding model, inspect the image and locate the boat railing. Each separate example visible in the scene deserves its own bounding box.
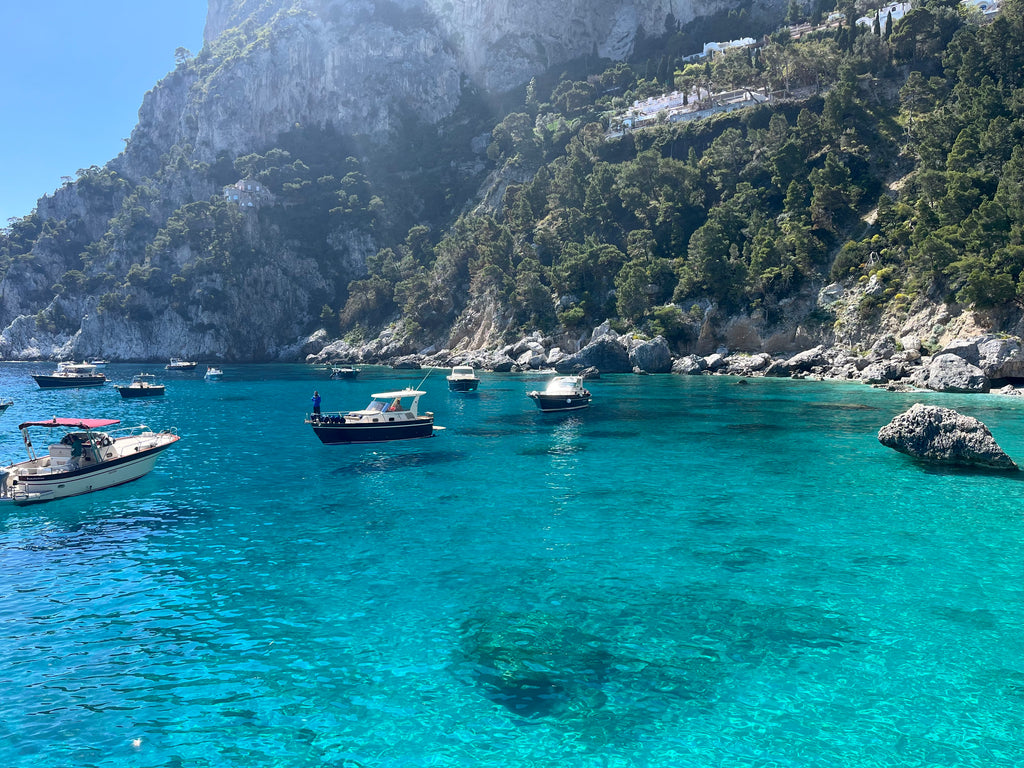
[104,424,178,439]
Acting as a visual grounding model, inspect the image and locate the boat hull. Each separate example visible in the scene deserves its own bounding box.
[2,440,177,504]
[33,374,107,389]
[117,386,165,398]
[447,379,479,392]
[529,393,591,412]
[310,417,435,444]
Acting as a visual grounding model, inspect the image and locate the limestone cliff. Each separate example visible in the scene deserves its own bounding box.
[126,0,747,173]
[1,0,785,361]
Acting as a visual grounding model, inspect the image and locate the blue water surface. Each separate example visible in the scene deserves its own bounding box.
[2,362,1024,767]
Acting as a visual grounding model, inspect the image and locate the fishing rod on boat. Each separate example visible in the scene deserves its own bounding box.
[414,366,436,390]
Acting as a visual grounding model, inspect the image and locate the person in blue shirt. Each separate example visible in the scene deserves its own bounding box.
[312,390,321,415]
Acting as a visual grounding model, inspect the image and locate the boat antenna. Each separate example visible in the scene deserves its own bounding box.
[414,366,435,390]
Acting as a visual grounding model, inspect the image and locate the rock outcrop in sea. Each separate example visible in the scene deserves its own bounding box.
[877,404,1019,470]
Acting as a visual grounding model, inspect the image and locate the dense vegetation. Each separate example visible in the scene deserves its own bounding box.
[3,0,1024,357]
[336,0,1024,348]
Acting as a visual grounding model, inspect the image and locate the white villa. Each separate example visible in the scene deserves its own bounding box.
[856,2,911,31]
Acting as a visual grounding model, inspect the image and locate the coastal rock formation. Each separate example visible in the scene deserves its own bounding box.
[672,354,706,375]
[7,0,791,363]
[979,337,1024,380]
[912,353,990,393]
[127,0,765,175]
[627,336,673,374]
[554,335,632,374]
[877,404,1018,470]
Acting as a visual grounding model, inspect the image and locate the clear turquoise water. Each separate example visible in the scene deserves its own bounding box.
[2,363,1024,767]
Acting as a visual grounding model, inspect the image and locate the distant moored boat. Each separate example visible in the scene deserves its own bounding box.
[447,365,480,392]
[32,362,107,389]
[116,373,165,398]
[527,375,592,412]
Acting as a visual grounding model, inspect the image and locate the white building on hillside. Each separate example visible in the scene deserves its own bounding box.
[856,2,911,32]
[702,37,757,58]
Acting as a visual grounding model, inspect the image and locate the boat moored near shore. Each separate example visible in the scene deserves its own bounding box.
[528,375,592,412]
[330,366,358,379]
[307,389,441,444]
[32,362,107,389]
[116,373,165,398]
[446,365,480,392]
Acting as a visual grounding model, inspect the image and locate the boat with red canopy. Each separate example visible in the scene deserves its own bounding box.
[0,417,180,504]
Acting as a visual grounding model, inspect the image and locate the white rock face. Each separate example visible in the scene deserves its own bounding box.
[125,0,749,173]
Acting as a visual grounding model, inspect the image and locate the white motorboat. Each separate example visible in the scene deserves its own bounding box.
[166,358,198,371]
[307,389,441,444]
[204,366,223,381]
[527,375,592,412]
[0,417,180,504]
[446,365,480,392]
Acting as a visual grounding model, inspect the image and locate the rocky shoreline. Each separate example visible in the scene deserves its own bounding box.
[307,323,1024,397]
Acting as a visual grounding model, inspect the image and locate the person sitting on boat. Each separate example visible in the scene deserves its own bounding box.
[388,397,402,412]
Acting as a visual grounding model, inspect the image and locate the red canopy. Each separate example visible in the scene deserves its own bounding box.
[18,418,120,430]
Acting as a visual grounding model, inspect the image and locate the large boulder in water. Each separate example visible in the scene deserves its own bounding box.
[878,404,1018,470]
[628,335,672,373]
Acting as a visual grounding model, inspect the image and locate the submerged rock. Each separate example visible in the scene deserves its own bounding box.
[877,404,1018,470]
[455,611,611,719]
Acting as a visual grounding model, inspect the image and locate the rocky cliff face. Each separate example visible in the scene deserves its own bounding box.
[125,0,746,173]
[3,0,784,361]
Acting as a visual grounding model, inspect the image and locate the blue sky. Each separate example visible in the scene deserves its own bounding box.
[2,1,209,224]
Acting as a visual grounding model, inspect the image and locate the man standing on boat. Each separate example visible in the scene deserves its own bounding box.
[312,390,321,416]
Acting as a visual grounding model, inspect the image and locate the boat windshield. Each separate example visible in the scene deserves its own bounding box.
[547,377,580,391]
[365,400,387,413]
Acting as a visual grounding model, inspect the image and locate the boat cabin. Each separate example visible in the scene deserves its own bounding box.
[313,389,428,425]
[351,390,423,420]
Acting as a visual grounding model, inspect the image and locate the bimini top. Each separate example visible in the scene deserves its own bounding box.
[370,390,426,399]
[18,418,121,430]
